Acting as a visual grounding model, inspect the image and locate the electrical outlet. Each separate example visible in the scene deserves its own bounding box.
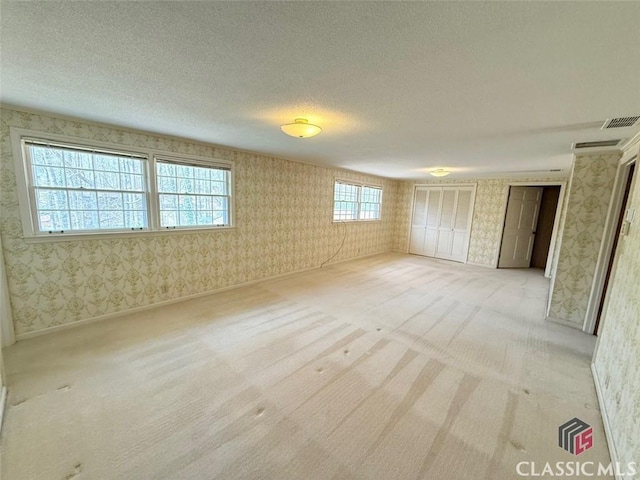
[625,208,636,222]
[621,221,631,236]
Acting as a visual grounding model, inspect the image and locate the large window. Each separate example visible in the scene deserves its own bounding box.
[12,130,233,238]
[156,158,230,228]
[333,180,382,221]
[26,142,148,233]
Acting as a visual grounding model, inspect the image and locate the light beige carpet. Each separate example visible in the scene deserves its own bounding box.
[0,253,612,479]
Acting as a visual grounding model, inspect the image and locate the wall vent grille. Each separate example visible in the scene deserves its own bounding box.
[573,140,622,149]
[602,116,640,129]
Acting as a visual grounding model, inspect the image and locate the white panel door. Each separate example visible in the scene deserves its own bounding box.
[450,188,473,261]
[498,186,543,268]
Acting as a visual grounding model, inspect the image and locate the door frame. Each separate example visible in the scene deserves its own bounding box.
[407,183,478,263]
[496,181,567,278]
[584,135,639,334]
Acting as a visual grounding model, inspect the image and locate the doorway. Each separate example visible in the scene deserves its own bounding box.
[498,185,561,271]
[593,162,636,334]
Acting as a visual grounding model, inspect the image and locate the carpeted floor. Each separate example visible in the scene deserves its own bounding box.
[0,253,612,479]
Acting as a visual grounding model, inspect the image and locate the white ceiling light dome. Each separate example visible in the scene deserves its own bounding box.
[429,169,451,177]
[280,118,322,138]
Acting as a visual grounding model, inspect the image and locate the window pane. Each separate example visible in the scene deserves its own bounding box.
[63,150,93,169]
[36,189,68,211]
[334,183,359,202]
[211,181,227,195]
[97,192,123,211]
[158,176,177,193]
[177,176,195,194]
[159,194,178,210]
[156,160,231,228]
[362,186,382,203]
[27,144,148,233]
[68,190,97,210]
[99,210,125,229]
[95,171,120,190]
[30,146,63,167]
[161,211,178,227]
[197,211,213,225]
[38,210,70,231]
[65,168,95,189]
[157,163,174,176]
[333,201,358,221]
[124,210,146,229]
[70,211,99,230]
[34,166,66,187]
[93,155,120,172]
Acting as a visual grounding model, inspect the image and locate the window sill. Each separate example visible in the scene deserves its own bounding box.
[22,226,235,243]
[332,219,382,224]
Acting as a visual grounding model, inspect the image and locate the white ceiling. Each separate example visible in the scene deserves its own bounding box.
[1,2,639,179]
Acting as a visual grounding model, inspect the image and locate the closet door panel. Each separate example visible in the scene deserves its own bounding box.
[450,188,473,261]
[435,189,456,258]
[410,227,426,254]
[412,189,428,226]
[423,189,441,256]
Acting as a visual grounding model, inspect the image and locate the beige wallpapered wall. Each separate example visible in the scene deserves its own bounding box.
[547,153,620,327]
[394,177,568,267]
[593,146,639,474]
[0,108,400,336]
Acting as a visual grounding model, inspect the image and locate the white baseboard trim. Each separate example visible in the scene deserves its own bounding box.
[0,385,7,433]
[15,249,391,341]
[591,363,623,480]
[545,315,583,330]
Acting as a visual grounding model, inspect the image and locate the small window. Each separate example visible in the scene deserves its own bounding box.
[333,180,382,221]
[24,141,148,233]
[155,157,231,228]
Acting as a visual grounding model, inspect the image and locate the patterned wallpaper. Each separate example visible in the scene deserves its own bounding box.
[0,108,399,336]
[593,146,640,475]
[395,177,567,267]
[392,181,413,251]
[547,153,620,327]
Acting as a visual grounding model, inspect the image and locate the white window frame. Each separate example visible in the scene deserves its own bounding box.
[333,179,383,222]
[153,154,233,230]
[10,128,234,241]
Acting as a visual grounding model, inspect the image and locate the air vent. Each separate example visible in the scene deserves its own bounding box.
[573,140,622,149]
[602,116,640,129]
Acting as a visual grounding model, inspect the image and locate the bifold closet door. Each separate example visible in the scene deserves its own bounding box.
[410,186,474,262]
[409,187,441,256]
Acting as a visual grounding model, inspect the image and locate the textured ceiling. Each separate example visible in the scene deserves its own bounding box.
[1,2,639,179]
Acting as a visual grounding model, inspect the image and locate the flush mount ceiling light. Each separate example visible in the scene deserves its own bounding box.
[429,169,451,177]
[280,118,322,138]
